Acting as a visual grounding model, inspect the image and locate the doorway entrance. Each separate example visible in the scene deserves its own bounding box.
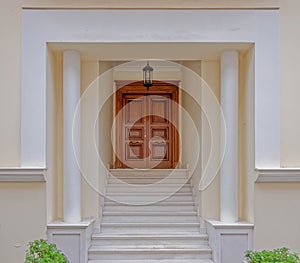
[115,81,179,169]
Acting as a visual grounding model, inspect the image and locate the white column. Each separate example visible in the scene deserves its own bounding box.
[220,50,239,223]
[63,50,81,223]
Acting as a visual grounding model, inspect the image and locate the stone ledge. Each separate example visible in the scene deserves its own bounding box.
[206,219,254,229]
[47,218,95,229]
[256,168,300,183]
[0,167,46,182]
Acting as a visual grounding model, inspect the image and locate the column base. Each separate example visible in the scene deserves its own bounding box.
[47,218,95,263]
[206,219,254,263]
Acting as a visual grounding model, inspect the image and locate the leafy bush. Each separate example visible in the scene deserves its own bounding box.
[25,239,69,263]
[245,247,299,263]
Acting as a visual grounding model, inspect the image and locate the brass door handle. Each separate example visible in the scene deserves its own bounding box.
[129,141,140,145]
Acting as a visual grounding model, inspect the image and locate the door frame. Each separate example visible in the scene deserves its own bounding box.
[115,80,179,169]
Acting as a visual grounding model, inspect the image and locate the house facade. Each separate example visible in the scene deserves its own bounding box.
[1,0,300,263]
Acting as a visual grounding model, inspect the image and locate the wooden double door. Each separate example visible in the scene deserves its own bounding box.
[115,81,179,169]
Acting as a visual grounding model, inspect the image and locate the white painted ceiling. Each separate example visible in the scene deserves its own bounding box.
[48,42,253,61]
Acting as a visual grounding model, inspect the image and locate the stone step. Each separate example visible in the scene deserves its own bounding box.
[104,201,195,206]
[109,169,189,178]
[105,192,193,197]
[104,204,196,212]
[100,222,201,234]
[101,211,198,223]
[107,185,191,190]
[91,233,209,246]
[108,177,190,184]
[105,193,194,203]
[102,214,198,223]
[106,185,192,193]
[107,183,191,188]
[103,211,198,216]
[89,245,212,260]
[107,183,190,187]
[89,260,213,263]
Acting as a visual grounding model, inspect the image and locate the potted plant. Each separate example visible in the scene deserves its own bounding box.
[245,247,299,263]
[25,239,69,263]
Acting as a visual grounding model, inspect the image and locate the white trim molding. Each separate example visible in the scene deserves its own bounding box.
[256,168,300,183]
[0,168,46,182]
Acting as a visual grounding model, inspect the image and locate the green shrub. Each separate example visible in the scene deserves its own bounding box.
[25,239,69,263]
[245,247,299,263]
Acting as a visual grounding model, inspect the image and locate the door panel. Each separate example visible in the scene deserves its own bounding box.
[148,95,172,168]
[126,127,144,140]
[151,128,169,140]
[126,142,144,159]
[151,143,169,160]
[150,97,169,124]
[123,95,147,168]
[125,97,144,124]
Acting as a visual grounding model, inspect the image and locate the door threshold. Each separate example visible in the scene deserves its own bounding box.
[110,168,187,171]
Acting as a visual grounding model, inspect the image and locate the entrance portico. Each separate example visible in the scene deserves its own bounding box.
[21,9,279,263]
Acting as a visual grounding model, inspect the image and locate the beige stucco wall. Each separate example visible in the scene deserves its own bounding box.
[254,183,300,252]
[0,0,21,166]
[200,60,221,221]
[180,61,203,218]
[46,48,59,222]
[81,61,102,224]
[0,183,47,263]
[181,61,202,171]
[46,52,64,220]
[239,47,255,223]
[280,0,300,167]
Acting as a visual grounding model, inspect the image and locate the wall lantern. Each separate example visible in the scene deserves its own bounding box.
[143,61,153,90]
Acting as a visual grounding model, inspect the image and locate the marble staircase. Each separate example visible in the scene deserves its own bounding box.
[88,169,213,263]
